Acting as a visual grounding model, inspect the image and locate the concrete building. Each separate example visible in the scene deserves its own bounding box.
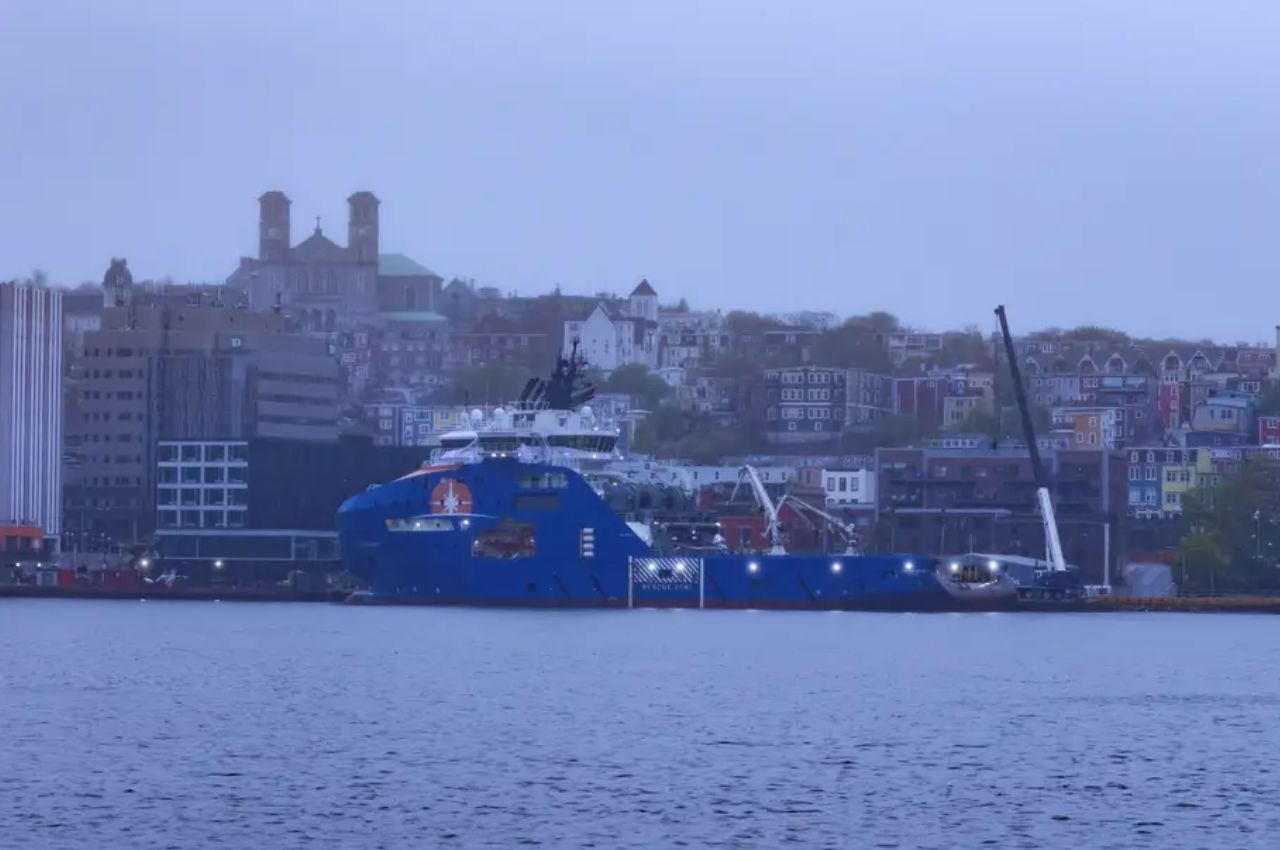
[152,435,421,584]
[0,282,63,550]
[65,305,338,547]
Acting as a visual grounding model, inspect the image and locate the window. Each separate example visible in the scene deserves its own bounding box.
[839,479,847,492]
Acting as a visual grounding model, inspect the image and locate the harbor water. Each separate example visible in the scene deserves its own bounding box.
[2,600,1279,849]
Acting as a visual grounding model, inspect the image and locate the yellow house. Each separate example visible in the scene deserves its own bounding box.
[1160,448,1211,514]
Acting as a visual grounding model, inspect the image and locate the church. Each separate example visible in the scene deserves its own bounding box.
[226,191,441,333]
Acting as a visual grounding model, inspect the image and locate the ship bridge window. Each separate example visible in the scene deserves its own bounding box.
[547,435,617,453]
[478,436,522,453]
[472,520,536,559]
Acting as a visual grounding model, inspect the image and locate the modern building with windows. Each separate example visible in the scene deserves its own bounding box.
[0,282,63,551]
[65,305,338,547]
[152,436,422,584]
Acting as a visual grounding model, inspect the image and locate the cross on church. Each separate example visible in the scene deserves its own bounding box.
[314,215,322,234]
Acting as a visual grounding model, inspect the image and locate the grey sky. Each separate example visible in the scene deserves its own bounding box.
[3,1,1278,341]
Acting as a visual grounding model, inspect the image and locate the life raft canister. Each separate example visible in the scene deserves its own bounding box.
[430,478,473,515]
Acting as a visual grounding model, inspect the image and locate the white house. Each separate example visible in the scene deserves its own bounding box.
[563,280,660,372]
[823,469,876,508]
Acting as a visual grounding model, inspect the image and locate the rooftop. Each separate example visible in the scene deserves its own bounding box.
[378,253,437,278]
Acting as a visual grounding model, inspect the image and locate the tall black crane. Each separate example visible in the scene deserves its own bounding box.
[995,305,1067,573]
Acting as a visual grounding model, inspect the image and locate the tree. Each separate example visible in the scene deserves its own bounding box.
[1257,380,1280,417]
[600,364,671,411]
[1178,457,1280,592]
[812,320,893,372]
[929,329,995,370]
[725,310,785,336]
[436,363,535,406]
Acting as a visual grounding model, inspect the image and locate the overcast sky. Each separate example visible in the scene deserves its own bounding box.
[2,1,1279,340]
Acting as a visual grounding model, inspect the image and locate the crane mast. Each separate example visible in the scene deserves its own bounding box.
[994,305,1067,573]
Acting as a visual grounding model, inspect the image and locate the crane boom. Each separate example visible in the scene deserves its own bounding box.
[777,494,861,554]
[995,305,1067,573]
[736,465,786,554]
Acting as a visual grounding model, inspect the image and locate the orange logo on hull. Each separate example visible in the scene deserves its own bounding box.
[430,479,473,515]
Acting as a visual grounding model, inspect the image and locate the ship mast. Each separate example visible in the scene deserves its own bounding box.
[994,305,1067,573]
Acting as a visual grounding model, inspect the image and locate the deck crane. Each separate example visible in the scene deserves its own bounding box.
[776,494,861,554]
[995,305,1067,574]
[732,465,787,554]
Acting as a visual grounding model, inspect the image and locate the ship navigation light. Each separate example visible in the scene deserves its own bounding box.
[747,561,760,574]
[903,560,915,572]
[831,561,842,574]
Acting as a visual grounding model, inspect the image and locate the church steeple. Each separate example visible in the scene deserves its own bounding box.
[347,191,380,264]
[258,191,291,262]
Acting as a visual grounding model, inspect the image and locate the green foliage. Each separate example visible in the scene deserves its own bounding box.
[929,330,995,370]
[1256,381,1280,417]
[600,364,671,411]
[631,403,765,461]
[437,363,534,406]
[1178,457,1280,591]
[812,320,893,372]
[724,310,786,336]
[870,414,937,448]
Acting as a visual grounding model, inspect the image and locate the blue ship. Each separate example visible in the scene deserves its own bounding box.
[337,345,1016,610]
[337,455,1022,611]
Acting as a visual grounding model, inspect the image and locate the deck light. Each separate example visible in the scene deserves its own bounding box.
[988,560,1000,572]
[949,562,960,573]
[214,559,225,569]
[903,560,915,572]
[674,561,686,573]
[831,561,843,574]
[748,561,760,574]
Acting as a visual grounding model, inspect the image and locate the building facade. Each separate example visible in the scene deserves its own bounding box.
[65,305,338,547]
[764,366,847,443]
[0,283,63,548]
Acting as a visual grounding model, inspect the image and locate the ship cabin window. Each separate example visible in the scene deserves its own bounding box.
[439,437,474,451]
[386,517,454,532]
[472,520,536,559]
[518,473,569,489]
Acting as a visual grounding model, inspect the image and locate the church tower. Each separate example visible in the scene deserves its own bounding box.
[347,191,380,263]
[258,191,291,262]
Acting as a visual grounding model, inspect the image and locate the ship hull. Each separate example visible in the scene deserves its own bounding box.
[337,458,1016,612]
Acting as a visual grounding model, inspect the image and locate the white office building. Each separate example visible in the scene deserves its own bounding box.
[0,282,64,548]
